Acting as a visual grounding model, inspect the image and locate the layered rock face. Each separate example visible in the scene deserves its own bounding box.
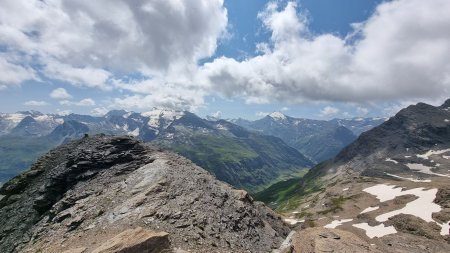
[0,136,290,253]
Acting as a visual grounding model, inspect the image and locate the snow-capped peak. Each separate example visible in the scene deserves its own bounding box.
[269,112,286,120]
[142,108,185,129]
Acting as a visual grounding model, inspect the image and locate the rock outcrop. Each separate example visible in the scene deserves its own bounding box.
[0,136,290,253]
[284,228,382,253]
[90,227,170,253]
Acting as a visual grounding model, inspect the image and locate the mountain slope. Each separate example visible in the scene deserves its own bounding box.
[235,112,358,163]
[0,136,290,253]
[256,99,450,252]
[156,113,313,192]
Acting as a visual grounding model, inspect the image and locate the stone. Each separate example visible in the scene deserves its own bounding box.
[62,247,87,253]
[91,227,170,253]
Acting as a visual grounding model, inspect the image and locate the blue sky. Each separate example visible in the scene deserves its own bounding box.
[0,0,449,120]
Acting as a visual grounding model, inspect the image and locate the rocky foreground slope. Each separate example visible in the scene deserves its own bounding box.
[0,136,290,253]
[260,99,450,253]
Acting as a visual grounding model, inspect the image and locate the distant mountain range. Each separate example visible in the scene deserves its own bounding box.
[0,109,312,192]
[233,112,385,163]
[0,109,383,192]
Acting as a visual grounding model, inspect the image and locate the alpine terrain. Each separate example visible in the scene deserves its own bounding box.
[234,112,384,163]
[0,136,290,253]
[258,99,450,252]
[0,109,313,192]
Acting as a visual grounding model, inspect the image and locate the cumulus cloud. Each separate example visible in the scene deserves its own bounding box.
[50,88,72,99]
[256,111,270,117]
[211,111,222,118]
[60,98,96,107]
[2,0,450,112]
[356,106,369,116]
[91,107,109,116]
[0,56,36,87]
[24,100,48,106]
[200,0,450,104]
[0,0,227,100]
[320,106,339,117]
[280,107,290,112]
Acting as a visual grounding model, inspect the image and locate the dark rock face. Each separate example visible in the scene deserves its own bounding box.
[331,100,450,172]
[47,120,89,143]
[0,136,289,253]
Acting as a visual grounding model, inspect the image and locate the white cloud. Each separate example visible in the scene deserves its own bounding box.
[281,107,289,112]
[211,110,222,118]
[91,107,109,116]
[24,100,48,106]
[356,106,369,116]
[56,109,71,116]
[320,106,339,117]
[256,111,270,117]
[0,0,227,93]
[2,0,450,111]
[60,98,96,107]
[0,56,36,87]
[50,88,72,99]
[200,0,450,105]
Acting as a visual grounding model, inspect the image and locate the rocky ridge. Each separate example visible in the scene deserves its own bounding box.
[258,99,450,253]
[0,136,290,253]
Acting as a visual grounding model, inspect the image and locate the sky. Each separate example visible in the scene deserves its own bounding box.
[0,0,449,120]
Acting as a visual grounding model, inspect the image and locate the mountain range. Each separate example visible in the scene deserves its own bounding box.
[1,109,318,192]
[0,99,449,252]
[233,112,385,163]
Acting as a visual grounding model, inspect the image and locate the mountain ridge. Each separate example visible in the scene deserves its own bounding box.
[0,135,290,253]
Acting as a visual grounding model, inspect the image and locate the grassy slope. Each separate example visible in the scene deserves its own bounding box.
[165,134,310,193]
[254,162,328,211]
[0,136,58,182]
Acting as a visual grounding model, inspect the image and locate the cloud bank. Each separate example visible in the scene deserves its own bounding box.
[200,0,450,105]
[1,0,450,111]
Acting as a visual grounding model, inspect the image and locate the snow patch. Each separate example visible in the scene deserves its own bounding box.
[323,219,353,229]
[128,128,140,137]
[416,149,450,160]
[384,172,432,183]
[283,218,304,225]
[406,163,450,178]
[352,223,397,239]
[360,206,379,214]
[375,188,440,222]
[439,221,450,236]
[385,158,398,164]
[142,108,184,129]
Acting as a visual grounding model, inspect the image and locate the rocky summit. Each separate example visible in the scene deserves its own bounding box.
[0,136,290,253]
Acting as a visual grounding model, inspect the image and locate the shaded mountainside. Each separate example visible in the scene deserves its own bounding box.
[234,112,359,163]
[0,136,290,253]
[156,113,313,193]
